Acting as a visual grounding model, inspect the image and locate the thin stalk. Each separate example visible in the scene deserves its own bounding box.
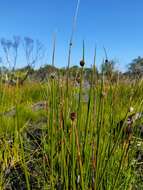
[66,0,80,94]
[52,34,56,67]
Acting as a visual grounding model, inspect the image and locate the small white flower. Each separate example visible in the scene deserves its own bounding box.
[129,107,134,112]
[77,175,80,184]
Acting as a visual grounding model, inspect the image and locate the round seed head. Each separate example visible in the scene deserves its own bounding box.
[76,76,81,83]
[70,112,76,121]
[80,60,85,67]
[105,59,108,63]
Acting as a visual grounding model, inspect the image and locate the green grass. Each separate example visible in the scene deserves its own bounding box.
[0,70,143,189]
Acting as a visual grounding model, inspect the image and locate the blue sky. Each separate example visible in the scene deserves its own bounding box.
[0,0,143,71]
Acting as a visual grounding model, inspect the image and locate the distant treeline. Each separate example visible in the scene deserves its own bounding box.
[0,36,143,84]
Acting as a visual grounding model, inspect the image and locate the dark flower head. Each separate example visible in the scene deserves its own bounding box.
[105,59,108,63]
[80,60,85,67]
[70,112,76,121]
[76,76,81,83]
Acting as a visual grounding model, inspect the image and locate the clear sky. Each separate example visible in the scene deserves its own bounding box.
[0,0,143,71]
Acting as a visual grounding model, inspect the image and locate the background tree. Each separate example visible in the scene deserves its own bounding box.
[23,37,45,68]
[1,38,13,69]
[128,56,143,77]
[12,36,20,70]
[1,36,20,71]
